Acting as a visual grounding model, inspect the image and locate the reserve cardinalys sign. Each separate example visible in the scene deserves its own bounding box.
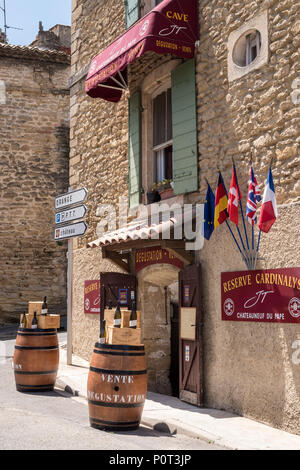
[221,267,300,323]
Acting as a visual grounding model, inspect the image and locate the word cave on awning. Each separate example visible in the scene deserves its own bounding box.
[85,0,199,102]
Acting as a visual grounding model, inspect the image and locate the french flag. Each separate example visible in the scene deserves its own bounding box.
[259,167,278,233]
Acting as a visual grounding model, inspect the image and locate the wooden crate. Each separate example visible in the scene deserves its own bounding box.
[28,302,43,316]
[107,326,142,346]
[104,308,141,330]
[25,314,60,329]
[38,314,60,330]
[120,310,141,328]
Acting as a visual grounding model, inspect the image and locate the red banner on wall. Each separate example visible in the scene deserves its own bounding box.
[84,280,100,314]
[135,246,183,273]
[221,268,300,323]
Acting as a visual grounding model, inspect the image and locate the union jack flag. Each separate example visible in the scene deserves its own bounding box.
[246,165,261,226]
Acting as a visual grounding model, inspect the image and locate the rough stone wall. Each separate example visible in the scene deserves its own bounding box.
[0,54,70,323]
[196,0,300,434]
[70,0,129,247]
[70,0,300,433]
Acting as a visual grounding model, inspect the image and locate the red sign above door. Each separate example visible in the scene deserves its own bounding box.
[84,280,100,314]
[221,268,300,323]
[135,246,183,273]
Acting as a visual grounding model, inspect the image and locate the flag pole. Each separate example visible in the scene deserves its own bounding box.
[253,229,262,269]
[226,221,250,269]
[233,160,250,248]
[254,156,275,269]
[232,159,251,267]
[251,225,255,269]
[250,152,255,270]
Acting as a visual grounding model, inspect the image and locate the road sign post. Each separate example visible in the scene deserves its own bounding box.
[55,187,88,211]
[54,221,88,241]
[55,205,87,225]
[54,187,88,366]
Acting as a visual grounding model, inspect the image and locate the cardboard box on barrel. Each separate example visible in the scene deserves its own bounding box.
[104,308,142,346]
[21,301,60,329]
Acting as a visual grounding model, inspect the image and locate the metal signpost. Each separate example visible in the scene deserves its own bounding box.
[54,187,88,365]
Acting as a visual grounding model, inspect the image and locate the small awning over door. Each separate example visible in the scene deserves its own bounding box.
[85,0,199,102]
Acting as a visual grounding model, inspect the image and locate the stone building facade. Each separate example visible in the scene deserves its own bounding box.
[0,26,71,323]
[70,0,300,434]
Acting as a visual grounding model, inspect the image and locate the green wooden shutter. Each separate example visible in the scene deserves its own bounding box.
[124,0,140,28]
[171,59,198,195]
[128,91,141,209]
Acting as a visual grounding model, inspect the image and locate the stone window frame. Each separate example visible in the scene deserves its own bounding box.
[140,59,181,195]
[227,10,269,82]
[141,0,163,17]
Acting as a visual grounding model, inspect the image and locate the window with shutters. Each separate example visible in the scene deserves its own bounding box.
[128,59,198,209]
[125,0,164,28]
[141,0,163,16]
[124,0,141,29]
[153,88,173,185]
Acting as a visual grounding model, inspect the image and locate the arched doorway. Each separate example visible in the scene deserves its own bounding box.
[137,263,180,396]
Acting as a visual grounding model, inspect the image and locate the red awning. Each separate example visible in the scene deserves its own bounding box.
[85,0,198,102]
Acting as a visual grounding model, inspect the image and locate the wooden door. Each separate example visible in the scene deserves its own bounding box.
[179,264,203,406]
[100,272,137,322]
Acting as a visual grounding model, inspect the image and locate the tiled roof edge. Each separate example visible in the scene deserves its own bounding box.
[0,43,71,64]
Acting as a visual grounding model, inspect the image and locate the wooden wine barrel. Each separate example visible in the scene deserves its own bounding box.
[13,328,59,393]
[87,343,147,431]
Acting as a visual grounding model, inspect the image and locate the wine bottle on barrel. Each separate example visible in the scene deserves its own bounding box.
[129,301,137,329]
[113,301,121,328]
[20,312,26,328]
[99,320,106,344]
[32,312,38,329]
[41,296,48,316]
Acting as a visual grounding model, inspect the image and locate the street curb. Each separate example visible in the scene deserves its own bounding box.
[55,377,230,447]
[140,417,229,447]
[55,378,85,399]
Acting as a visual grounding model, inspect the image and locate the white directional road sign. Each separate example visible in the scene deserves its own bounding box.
[55,187,88,211]
[54,221,88,241]
[55,205,87,225]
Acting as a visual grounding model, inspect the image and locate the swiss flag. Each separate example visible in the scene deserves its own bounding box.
[228,167,241,225]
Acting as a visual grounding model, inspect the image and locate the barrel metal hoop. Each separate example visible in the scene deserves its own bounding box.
[17,332,57,337]
[16,385,54,392]
[90,417,140,427]
[88,400,144,408]
[18,328,57,333]
[93,349,145,357]
[95,343,144,351]
[15,345,58,351]
[89,366,147,375]
[14,370,57,375]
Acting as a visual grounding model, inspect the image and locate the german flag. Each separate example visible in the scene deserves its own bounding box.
[214,172,229,229]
